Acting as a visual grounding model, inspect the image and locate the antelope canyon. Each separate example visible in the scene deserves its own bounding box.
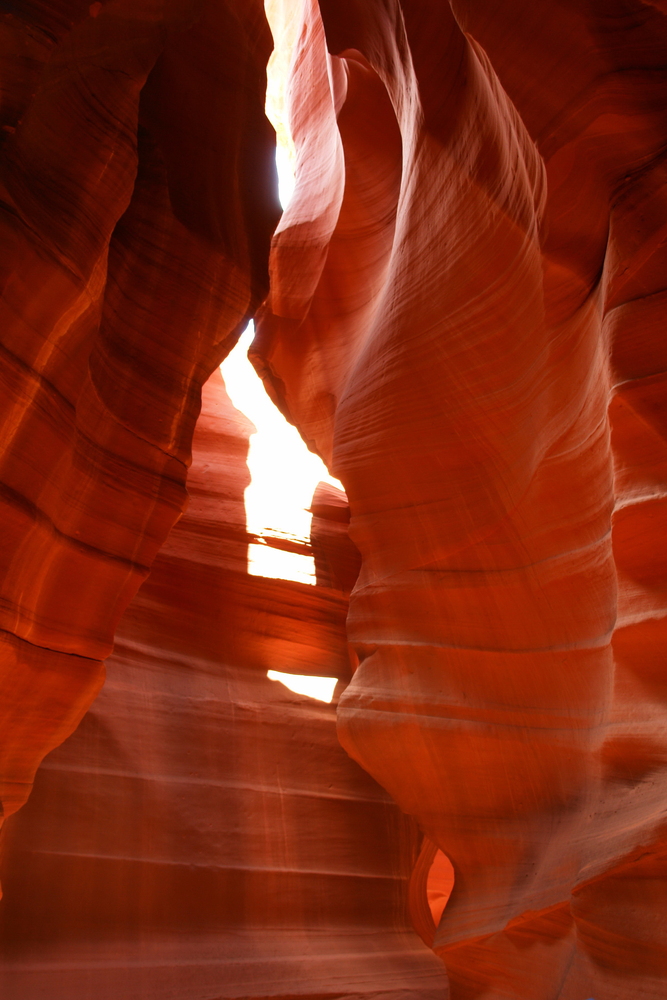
[0,1,666,999]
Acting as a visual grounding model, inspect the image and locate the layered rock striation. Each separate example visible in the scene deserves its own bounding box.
[0,0,278,825]
[254,1,667,996]
[0,370,448,1000]
[0,1,666,999]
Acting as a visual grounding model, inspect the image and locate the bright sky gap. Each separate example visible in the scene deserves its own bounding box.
[268,670,338,703]
[220,146,342,700]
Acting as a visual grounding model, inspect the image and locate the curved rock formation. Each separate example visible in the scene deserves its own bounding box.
[0,0,278,825]
[0,370,448,1000]
[254,1,667,997]
[1,1,666,998]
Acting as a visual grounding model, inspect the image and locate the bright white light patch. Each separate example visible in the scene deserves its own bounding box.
[267,670,338,703]
[247,540,314,587]
[276,143,295,208]
[220,325,342,585]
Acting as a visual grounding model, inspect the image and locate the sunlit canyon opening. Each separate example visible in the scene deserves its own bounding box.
[219,133,340,704]
[220,323,343,590]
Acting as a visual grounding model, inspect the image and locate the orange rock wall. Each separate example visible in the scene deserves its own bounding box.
[0,371,448,999]
[0,0,278,822]
[255,1,667,997]
[0,1,666,999]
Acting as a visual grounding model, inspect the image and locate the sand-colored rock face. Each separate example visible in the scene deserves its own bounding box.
[1,1,666,998]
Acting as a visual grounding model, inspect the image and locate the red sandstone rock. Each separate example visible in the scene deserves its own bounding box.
[0,0,278,825]
[254,1,667,997]
[310,480,361,592]
[1,1,667,998]
[0,371,447,1000]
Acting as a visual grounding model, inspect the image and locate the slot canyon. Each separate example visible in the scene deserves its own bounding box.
[0,1,666,998]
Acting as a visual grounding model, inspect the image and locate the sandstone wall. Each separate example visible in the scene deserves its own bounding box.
[1,2,666,998]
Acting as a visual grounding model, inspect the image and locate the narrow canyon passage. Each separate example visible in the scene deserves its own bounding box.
[0,1,666,998]
[0,369,447,999]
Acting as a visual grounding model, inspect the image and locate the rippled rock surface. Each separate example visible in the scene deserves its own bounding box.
[1,2,667,998]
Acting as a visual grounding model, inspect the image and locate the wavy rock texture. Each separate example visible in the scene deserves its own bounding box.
[253,1,667,997]
[1,0,667,998]
[0,371,448,1000]
[0,0,278,824]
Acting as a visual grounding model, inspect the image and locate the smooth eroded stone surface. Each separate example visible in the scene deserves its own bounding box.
[0,0,278,825]
[0,371,448,1000]
[1,1,667,998]
[253,1,667,996]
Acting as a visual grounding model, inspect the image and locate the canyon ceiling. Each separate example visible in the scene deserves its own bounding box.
[0,1,666,998]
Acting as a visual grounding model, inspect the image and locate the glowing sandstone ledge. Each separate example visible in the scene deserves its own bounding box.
[0,1,666,999]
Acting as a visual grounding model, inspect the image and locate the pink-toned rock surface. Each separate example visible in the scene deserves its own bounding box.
[1,1,666,998]
[0,371,447,1000]
[254,1,667,997]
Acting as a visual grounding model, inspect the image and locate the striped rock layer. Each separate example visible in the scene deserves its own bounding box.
[254,1,667,997]
[1,2,666,999]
